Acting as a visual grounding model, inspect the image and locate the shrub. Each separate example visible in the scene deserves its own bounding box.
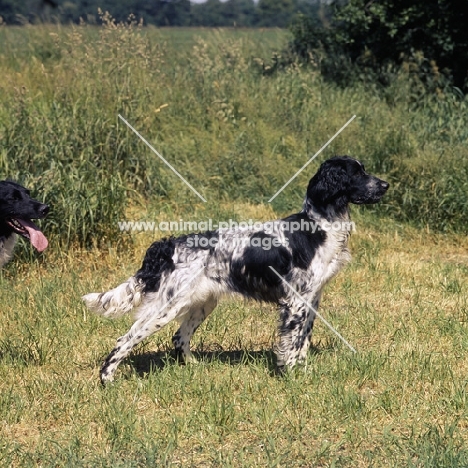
[289,0,468,92]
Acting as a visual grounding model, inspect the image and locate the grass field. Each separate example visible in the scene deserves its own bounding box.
[1,20,468,467]
[2,213,468,467]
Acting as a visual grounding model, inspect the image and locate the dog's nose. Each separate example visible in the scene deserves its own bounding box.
[381,181,390,191]
[39,204,50,216]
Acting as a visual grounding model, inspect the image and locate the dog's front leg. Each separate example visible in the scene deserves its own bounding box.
[296,292,321,363]
[275,292,319,373]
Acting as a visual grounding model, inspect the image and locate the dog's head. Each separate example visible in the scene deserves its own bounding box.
[0,180,49,252]
[306,156,389,215]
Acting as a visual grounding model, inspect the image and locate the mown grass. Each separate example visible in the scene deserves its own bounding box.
[2,211,468,467]
[1,19,468,467]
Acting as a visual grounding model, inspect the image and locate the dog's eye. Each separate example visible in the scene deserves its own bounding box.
[13,190,23,200]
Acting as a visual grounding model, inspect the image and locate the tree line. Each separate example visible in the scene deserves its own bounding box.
[0,0,324,27]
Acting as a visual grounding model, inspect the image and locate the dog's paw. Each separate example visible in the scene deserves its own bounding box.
[100,374,115,386]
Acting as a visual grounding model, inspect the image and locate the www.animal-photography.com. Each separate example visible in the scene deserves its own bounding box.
[1,2,468,467]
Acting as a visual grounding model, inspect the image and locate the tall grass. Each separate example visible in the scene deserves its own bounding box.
[1,17,467,250]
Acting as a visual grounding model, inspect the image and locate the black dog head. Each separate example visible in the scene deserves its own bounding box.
[0,180,49,252]
[306,156,389,216]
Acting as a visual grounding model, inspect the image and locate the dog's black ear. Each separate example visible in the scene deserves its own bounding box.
[306,159,350,206]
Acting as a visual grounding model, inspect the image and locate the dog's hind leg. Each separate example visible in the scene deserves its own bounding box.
[100,294,192,384]
[172,297,218,364]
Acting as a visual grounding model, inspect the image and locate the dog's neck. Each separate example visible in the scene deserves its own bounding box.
[302,197,350,223]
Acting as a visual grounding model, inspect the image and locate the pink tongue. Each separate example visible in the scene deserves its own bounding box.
[18,219,49,252]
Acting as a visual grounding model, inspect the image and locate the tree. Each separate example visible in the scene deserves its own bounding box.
[0,0,27,23]
[290,0,468,90]
[222,0,257,27]
[257,0,297,28]
[190,0,226,26]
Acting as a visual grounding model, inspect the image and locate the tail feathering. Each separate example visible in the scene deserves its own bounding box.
[82,276,143,319]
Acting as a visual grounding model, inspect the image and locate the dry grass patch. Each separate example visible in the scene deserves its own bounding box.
[1,216,468,466]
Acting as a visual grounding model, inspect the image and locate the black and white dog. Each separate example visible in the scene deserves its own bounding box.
[83,156,389,383]
[0,180,49,268]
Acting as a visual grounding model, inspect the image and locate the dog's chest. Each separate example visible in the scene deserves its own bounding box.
[0,234,17,268]
[310,231,351,285]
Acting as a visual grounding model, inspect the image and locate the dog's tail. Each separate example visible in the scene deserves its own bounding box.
[82,276,143,319]
[83,238,177,319]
